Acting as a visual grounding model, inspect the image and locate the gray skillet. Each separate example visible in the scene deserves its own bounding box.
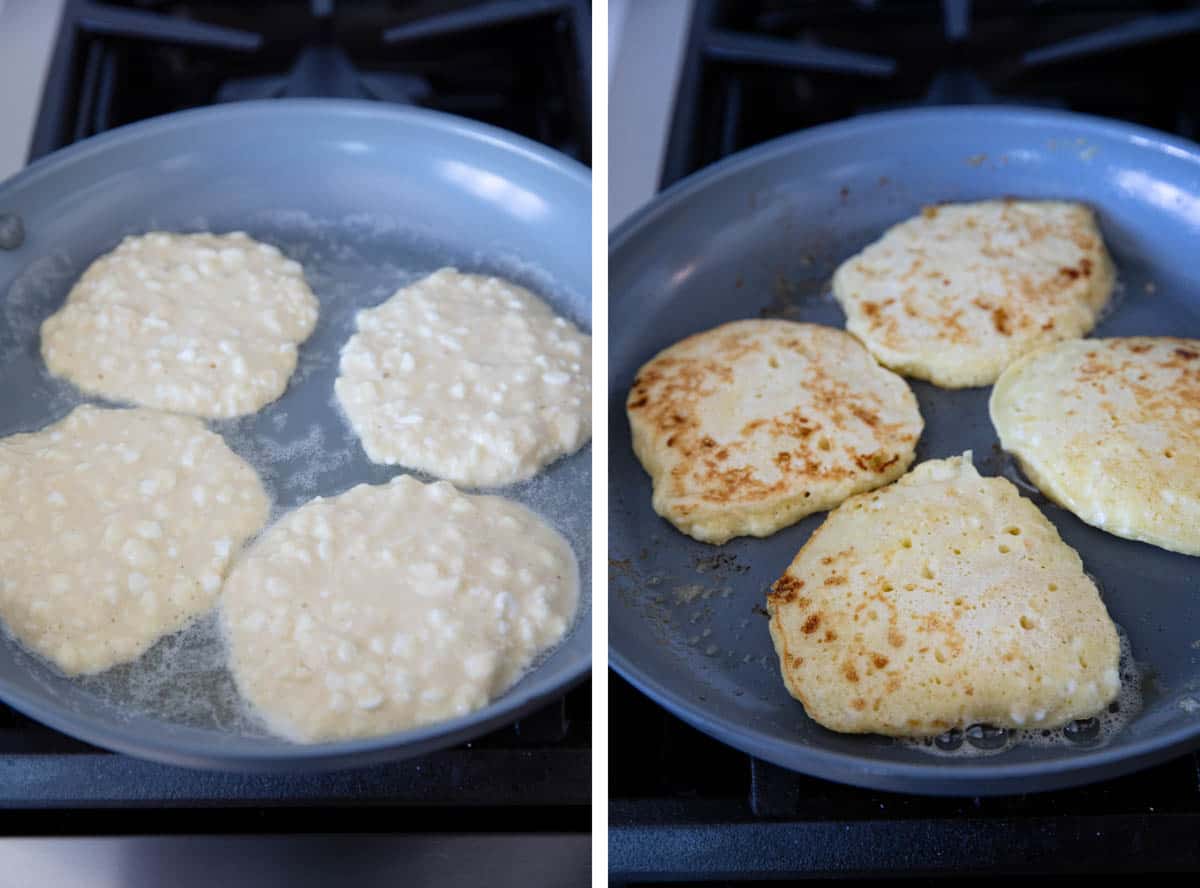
[610,108,1200,795]
[0,99,591,771]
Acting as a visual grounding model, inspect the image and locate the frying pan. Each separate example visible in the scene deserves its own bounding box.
[0,99,591,770]
[609,107,1200,796]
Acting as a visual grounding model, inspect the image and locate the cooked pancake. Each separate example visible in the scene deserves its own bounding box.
[626,320,922,545]
[832,200,1115,388]
[767,453,1120,737]
[991,337,1200,556]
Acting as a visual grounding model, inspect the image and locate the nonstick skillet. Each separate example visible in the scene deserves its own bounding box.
[0,99,591,771]
[609,108,1200,795]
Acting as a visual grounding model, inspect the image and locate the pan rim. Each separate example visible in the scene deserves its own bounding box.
[3,97,591,193]
[608,105,1200,795]
[0,98,591,770]
[610,104,1199,252]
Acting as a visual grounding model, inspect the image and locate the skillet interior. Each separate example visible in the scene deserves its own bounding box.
[0,99,591,771]
[609,108,1200,795]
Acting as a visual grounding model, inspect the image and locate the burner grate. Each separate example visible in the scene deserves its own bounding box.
[31,0,591,162]
[0,679,589,817]
[663,0,1200,185]
[609,673,1200,880]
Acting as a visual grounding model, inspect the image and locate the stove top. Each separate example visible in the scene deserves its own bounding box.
[663,0,1200,186]
[31,0,591,164]
[609,675,1200,881]
[0,680,589,831]
[613,1,1200,880]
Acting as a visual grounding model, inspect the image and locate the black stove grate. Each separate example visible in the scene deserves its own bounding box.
[609,674,1200,881]
[663,0,1200,187]
[31,0,591,164]
[0,678,589,831]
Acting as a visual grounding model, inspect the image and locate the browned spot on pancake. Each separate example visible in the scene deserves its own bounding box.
[775,451,791,470]
[938,309,968,344]
[824,629,838,642]
[1059,257,1093,282]
[886,676,902,693]
[741,418,767,436]
[1128,343,1152,354]
[769,574,806,606]
[875,453,900,472]
[628,395,648,409]
[1070,228,1097,251]
[861,301,880,319]
[802,614,822,634]
[843,662,860,683]
[1176,348,1198,360]
[992,307,1012,336]
[919,613,965,656]
[824,574,847,586]
[852,450,900,473]
[872,654,889,669]
[1041,319,1055,331]
[922,206,939,219]
[790,655,804,668]
[850,404,879,427]
[715,448,729,461]
[699,435,717,449]
[666,435,677,448]
[888,629,905,648]
[769,408,819,440]
[852,698,866,711]
[697,465,792,504]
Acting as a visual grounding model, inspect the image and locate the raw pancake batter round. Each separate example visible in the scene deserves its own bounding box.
[219,475,580,742]
[334,268,591,487]
[40,231,319,418]
[0,405,269,675]
[768,453,1120,737]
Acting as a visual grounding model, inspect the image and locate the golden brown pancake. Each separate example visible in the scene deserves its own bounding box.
[627,319,922,544]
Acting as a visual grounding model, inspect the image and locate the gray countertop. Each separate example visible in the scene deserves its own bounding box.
[0,0,64,181]
[608,0,693,229]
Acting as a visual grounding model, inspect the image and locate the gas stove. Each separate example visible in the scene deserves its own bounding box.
[30,0,591,164]
[0,678,590,827]
[661,0,1200,187]
[610,1,1200,881]
[0,2,590,882]
[610,674,1200,881]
